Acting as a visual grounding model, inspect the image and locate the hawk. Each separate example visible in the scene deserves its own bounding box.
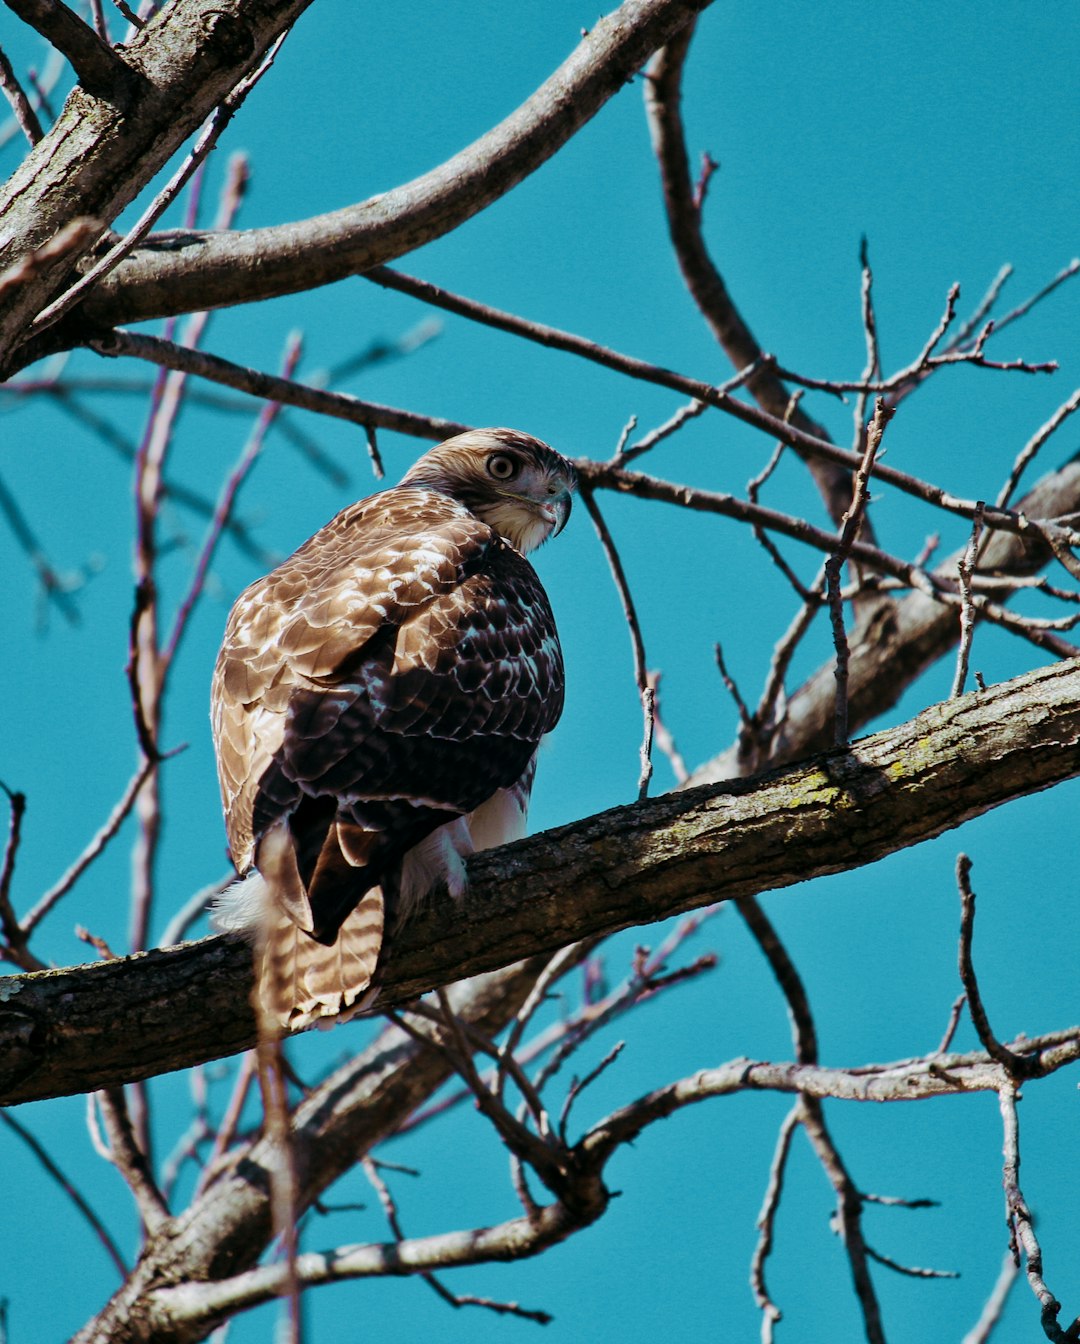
[211,428,576,1031]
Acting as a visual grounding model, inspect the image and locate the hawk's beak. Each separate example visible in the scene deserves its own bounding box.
[548,488,573,538]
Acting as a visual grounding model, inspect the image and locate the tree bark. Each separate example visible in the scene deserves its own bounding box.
[4,657,1079,1107]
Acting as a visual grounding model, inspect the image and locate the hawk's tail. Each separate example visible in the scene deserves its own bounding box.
[213,872,384,1031]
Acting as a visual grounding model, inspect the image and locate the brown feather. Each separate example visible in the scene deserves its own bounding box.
[210,429,574,1031]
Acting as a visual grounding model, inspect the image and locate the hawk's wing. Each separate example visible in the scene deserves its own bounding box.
[211,485,563,947]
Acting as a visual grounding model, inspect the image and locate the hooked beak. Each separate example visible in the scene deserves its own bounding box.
[544,488,573,538]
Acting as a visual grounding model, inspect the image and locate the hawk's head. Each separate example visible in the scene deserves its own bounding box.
[401,428,577,554]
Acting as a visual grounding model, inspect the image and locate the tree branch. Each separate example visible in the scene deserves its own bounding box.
[4,657,1080,1106]
[5,0,135,102]
[16,0,715,353]
[689,457,1080,782]
[0,0,314,371]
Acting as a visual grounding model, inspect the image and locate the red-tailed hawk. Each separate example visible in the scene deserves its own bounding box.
[211,428,575,1031]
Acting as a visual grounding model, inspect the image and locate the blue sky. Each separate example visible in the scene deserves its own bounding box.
[2,2,1079,1340]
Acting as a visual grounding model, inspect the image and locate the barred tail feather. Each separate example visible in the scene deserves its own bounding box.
[213,872,384,1031]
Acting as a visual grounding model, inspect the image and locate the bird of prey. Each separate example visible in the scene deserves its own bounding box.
[211,427,576,1031]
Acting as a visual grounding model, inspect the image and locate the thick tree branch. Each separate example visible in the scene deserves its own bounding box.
[0,0,314,371]
[13,0,715,356]
[4,657,1080,1107]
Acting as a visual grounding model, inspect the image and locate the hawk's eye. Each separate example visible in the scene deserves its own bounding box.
[486,453,518,481]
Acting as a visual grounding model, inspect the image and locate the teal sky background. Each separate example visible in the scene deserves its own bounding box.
[2,3,1079,1341]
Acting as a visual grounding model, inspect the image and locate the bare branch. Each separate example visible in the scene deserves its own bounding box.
[5,0,135,101]
[0,43,44,143]
[91,328,469,443]
[6,657,1080,1105]
[956,856,1041,1080]
[49,0,718,338]
[579,485,656,799]
[951,502,985,698]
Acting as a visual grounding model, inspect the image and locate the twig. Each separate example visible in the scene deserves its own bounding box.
[0,465,86,627]
[91,328,470,443]
[619,394,709,464]
[641,25,861,531]
[863,1245,958,1280]
[161,332,302,678]
[952,502,985,698]
[714,641,754,736]
[990,259,1080,339]
[997,1083,1071,1340]
[997,387,1080,510]
[610,413,638,461]
[361,1157,553,1325]
[825,399,893,744]
[749,1104,799,1342]
[256,1035,303,1344]
[27,36,284,340]
[23,754,161,933]
[579,485,654,799]
[0,44,43,143]
[956,856,1040,1079]
[557,1041,625,1142]
[962,1251,1020,1344]
[194,1052,258,1198]
[0,784,39,970]
[366,266,1080,555]
[0,1110,127,1276]
[854,236,880,452]
[646,670,689,783]
[936,994,967,1056]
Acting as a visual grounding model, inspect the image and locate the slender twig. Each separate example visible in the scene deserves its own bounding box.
[749,1104,800,1342]
[997,1083,1071,1340]
[557,1041,625,1142]
[853,236,880,452]
[620,394,709,463]
[826,399,894,744]
[962,1251,1020,1344]
[714,641,754,735]
[0,44,43,143]
[997,387,1080,510]
[194,1052,258,1198]
[610,413,638,461]
[936,994,968,1056]
[642,25,860,531]
[161,333,301,678]
[367,266,1077,554]
[0,1110,128,1276]
[952,502,985,698]
[256,1035,303,1344]
[990,259,1080,340]
[361,1156,553,1325]
[27,37,284,341]
[23,755,160,933]
[863,1245,958,1280]
[579,485,655,799]
[92,328,470,443]
[956,855,1040,1079]
[0,468,85,625]
[646,669,689,783]
[0,783,43,971]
